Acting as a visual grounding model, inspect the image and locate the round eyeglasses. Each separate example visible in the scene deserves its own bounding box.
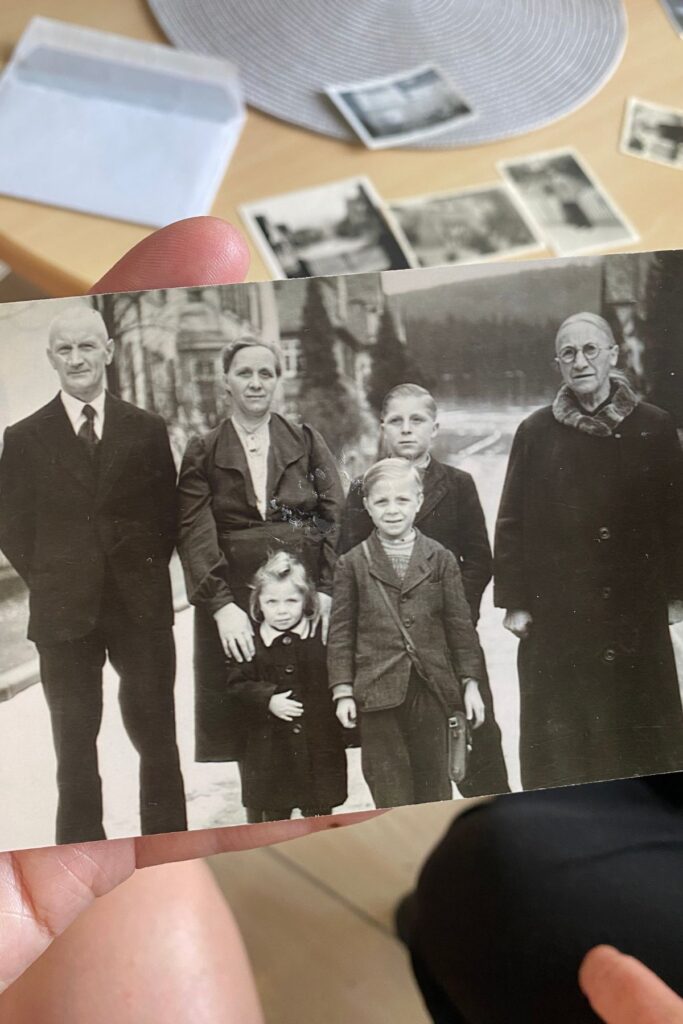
[556,342,613,365]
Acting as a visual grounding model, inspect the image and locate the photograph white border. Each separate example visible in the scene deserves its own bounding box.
[658,0,683,37]
[239,175,419,279]
[497,146,640,258]
[389,180,546,267]
[325,62,476,150]
[620,96,683,170]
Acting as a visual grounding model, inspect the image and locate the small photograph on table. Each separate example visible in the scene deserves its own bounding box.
[240,175,417,279]
[659,0,683,35]
[621,97,683,169]
[325,63,474,149]
[389,183,544,268]
[498,148,639,257]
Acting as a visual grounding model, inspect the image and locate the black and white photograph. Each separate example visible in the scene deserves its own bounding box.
[659,0,683,35]
[325,64,474,149]
[499,148,639,256]
[389,183,544,268]
[239,175,416,279]
[621,97,683,169]
[1,249,682,852]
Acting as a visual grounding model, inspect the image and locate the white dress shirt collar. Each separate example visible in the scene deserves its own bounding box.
[260,616,311,648]
[60,389,107,439]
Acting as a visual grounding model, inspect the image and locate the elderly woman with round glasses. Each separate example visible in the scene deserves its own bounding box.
[494,311,683,790]
[177,337,344,764]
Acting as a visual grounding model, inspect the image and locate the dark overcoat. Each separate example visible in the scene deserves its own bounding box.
[177,412,344,761]
[494,401,683,789]
[328,530,482,714]
[226,629,347,812]
[339,458,510,796]
[0,393,176,644]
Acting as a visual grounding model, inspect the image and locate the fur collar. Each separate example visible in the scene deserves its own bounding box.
[552,378,638,437]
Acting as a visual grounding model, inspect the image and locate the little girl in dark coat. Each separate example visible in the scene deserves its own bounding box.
[226,551,347,823]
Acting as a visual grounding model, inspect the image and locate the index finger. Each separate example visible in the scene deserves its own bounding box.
[579,946,683,1024]
[134,813,385,868]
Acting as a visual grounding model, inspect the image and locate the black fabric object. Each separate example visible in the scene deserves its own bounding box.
[398,776,683,1024]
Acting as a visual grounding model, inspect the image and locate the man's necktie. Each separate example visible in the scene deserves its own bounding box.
[78,404,99,457]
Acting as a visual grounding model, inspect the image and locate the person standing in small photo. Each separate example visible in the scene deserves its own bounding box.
[225,551,347,823]
[0,305,187,844]
[329,458,485,809]
[339,384,510,797]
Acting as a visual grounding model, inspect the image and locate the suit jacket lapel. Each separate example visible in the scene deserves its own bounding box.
[267,414,307,499]
[96,394,136,504]
[401,532,435,595]
[214,418,259,514]
[365,530,402,590]
[36,394,97,495]
[416,458,449,524]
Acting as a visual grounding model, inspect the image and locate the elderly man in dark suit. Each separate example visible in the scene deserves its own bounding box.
[495,311,683,791]
[0,305,187,843]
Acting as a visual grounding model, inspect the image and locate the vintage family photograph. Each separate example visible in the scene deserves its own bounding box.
[389,183,543,267]
[499,148,639,256]
[239,175,416,279]
[325,64,474,149]
[1,249,682,852]
[621,97,683,169]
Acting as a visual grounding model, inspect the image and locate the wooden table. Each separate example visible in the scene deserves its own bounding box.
[0,0,681,295]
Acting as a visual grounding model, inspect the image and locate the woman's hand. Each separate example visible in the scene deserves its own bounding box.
[463,679,485,729]
[668,599,683,625]
[268,691,304,722]
[0,216,379,998]
[580,945,683,1024]
[335,697,357,729]
[314,592,333,644]
[214,602,255,663]
[503,608,533,639]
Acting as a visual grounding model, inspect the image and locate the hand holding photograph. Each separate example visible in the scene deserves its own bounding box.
[0,248,682,851]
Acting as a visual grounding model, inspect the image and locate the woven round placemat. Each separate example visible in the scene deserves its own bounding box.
[147,0,627,148]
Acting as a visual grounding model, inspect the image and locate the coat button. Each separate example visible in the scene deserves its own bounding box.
[403,617,413,627]
[282,635,292,645]
[601,586,612,599]
[602,647,617,663]
[598,526,611,541]
[400,594,408,603]
[285,665,295,674]
[292,724,302,735]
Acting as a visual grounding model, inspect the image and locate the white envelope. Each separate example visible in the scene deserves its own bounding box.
[0,17,246,227]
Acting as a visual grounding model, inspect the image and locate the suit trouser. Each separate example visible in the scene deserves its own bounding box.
[360,670,452,809]
[37,588,187,844]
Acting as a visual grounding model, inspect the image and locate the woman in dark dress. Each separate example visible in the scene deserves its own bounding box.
[177,337,344,762]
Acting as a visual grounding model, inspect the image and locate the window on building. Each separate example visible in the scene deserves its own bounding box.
[281,336,302,378]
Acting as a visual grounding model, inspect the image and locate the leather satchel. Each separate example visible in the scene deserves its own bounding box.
[360,541,471,786]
